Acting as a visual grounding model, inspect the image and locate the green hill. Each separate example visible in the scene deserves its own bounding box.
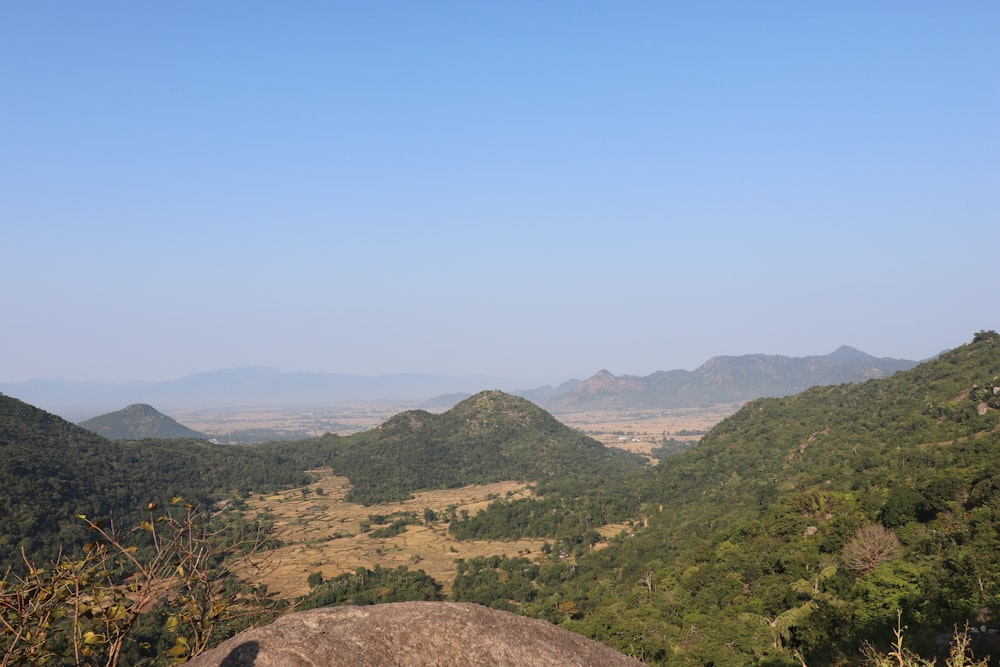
[495,331,1000,665]
[0,393,308,567]
[260,390,648,505]
[0,389,645,565]
[78,403,208,439]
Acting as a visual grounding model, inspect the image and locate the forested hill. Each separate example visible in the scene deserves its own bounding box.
[0,394,308,567]
[258,390,648,505]
[544,331,1000,665]
[78,403,208,439]
[646,329,1000,506]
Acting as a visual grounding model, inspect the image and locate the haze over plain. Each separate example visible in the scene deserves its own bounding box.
[2,4,997,386]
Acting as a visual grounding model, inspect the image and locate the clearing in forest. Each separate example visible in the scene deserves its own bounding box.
[242,472,560,597]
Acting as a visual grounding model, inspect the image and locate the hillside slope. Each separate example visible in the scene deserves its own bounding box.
[259,390,648,505]
[0,394,308,566]
[79,403,208,439]
[469,332,1000,665]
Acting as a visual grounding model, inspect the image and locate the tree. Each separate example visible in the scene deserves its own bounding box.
[741,600,818,651]
[843,524,903,575]
[972,330,998,344]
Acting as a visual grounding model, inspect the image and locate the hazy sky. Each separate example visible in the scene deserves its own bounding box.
[2,3,998,385]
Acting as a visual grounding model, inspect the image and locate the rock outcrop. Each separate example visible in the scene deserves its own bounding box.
[186,602,644,667]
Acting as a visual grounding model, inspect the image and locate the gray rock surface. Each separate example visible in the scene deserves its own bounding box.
[186,602,645,666]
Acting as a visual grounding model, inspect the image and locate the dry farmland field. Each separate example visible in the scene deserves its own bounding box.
[556,403,742,457]
[173,404,407,442]
[242,472,569,598]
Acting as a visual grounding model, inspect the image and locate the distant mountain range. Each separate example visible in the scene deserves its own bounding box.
[78,403,208,440]
[519,345,920,412]
[0,368,510,421]
[1,346,921,421]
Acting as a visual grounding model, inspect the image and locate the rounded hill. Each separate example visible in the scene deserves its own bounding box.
[78,403,208,440]
[261,390,648,505]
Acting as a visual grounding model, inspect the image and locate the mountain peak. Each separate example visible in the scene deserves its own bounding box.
[331,391,646,504]
[541,349,919,411]
[78,404,207,440]
[122,403,159,415]
[449,390,550,428]
[828,345,867,360]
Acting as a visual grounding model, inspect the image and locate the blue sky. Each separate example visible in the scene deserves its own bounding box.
[2,3,998,384]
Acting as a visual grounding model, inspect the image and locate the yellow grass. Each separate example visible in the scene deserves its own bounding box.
[556,404,741,458]
[242,472,557,598]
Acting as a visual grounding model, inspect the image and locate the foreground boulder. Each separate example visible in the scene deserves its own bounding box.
[186,602,644,666]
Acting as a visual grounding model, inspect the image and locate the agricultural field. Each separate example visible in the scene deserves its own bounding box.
[174,404,406,442]
[243,471,564,597]
[557,403,742,456]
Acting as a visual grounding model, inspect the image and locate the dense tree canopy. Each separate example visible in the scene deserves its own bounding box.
[0,395,308,566]
[497,332,1000,665]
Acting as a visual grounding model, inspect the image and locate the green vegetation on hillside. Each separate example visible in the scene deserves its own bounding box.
[78,403,208,440]
[447,482,640,542]
[0,387,647,663]
[0,394,308,566]
[301,565,443,608]
[508,331,1000,665]
[259,390,648,505]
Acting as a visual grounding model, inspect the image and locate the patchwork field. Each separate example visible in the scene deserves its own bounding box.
[243,472,563,598]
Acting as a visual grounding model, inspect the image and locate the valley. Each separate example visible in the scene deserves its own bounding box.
[559,403,742,456]
[3,332,999,666]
